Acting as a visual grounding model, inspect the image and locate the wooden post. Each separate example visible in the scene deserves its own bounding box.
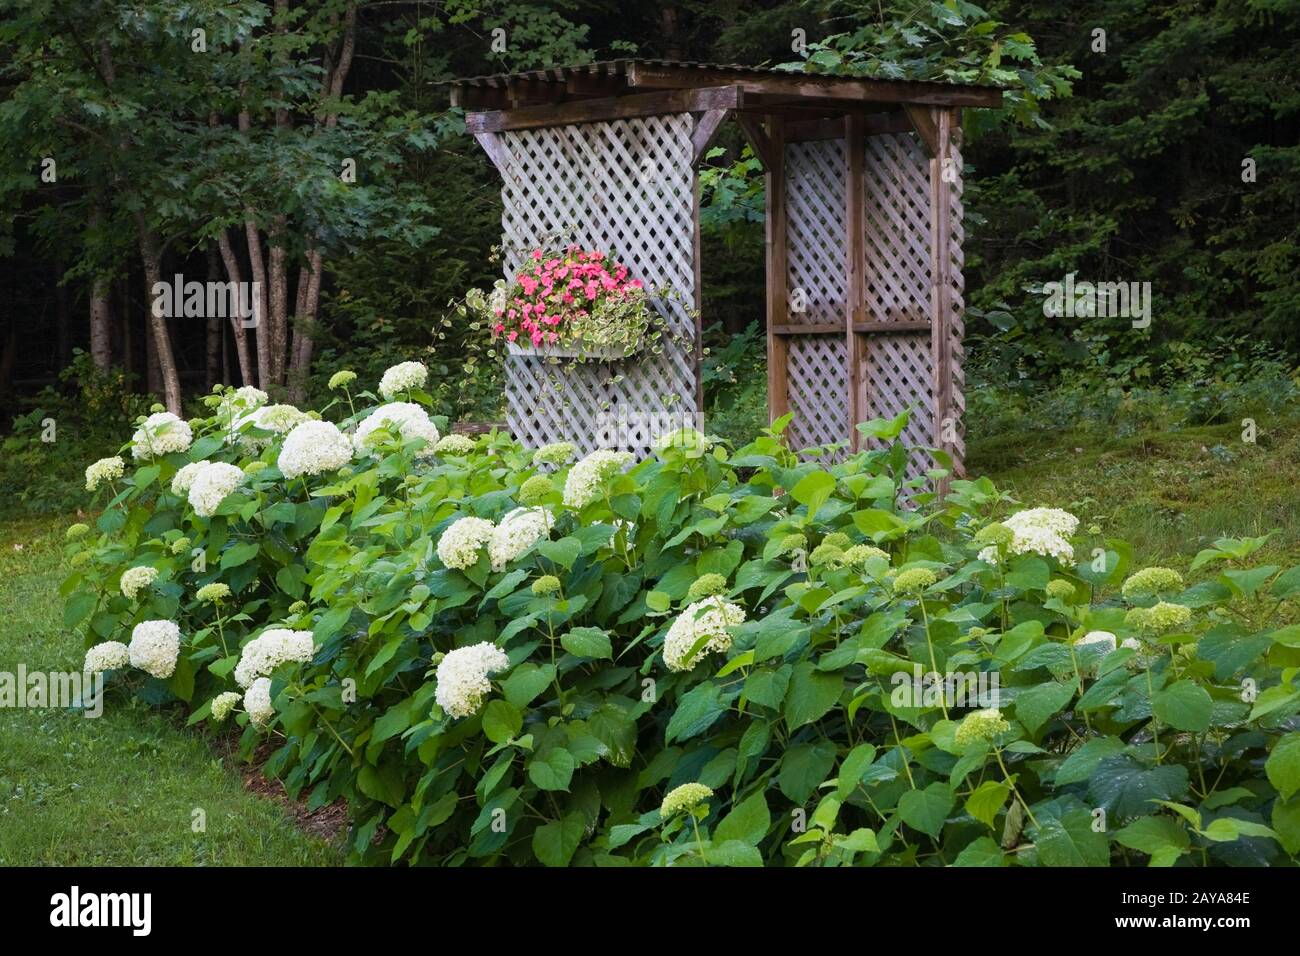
[765,115,790,424]
[692,169,705,423]
[844,113,867,450]
[929,107,955,488]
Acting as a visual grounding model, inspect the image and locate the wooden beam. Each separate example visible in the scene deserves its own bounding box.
[772,323,842,335]
[772,320,934,335]
[625,62,1004,109]
[786,111,911,144]
[451,85,512,111]
[845,113,868,450]
[565,73,627,97]
[856,320,932,334]
[473,132,515,181]
[736,114,775,168]
[508,78,557,107]
[903,104,939,156]
[466,85,744,133]
[765,114,790,426]
[691,109,731,164]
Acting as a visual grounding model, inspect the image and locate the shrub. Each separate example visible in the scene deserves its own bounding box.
[63,375,1300,866]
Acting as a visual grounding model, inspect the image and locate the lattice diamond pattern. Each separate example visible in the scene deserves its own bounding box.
[784,140,848,455]
[856,131,965,475]
[497,114,698,457]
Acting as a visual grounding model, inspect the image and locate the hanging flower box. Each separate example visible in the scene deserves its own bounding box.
[505,341,630,361]
[463,246,653,362]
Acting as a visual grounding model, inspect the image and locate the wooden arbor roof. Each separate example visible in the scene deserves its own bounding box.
[451,59,1001,157]
[452,60,1003,469]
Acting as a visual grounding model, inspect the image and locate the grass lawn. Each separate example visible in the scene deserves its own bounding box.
[1,409,1295,865]
[969,414,1300,577]
[0,516,342,866]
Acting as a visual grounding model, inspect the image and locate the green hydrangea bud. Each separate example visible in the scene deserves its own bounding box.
[287,600,308,616]
[686,573,728,601]
[70,550,92,568]
[660,782,713,819]
[170,536,191,555]
[778,533,807,555]
[1121,567,1184,601]
[518,474,553,505]
[244,461,269,475]
[843,544,888,566]
[892,567,937,595]
[974,522,1013,547]
[65,523,90,541]
[1126,601,1192,632]
[196,582,232,604]
[809,543,845,568]
[954,708,1010,748]
[823,531,852,550]
[531,575,562,596]
[328,370,357,390]
[533,442,576,466]
[1045,579,1076,602]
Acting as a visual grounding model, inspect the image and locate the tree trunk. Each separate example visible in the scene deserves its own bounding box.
[205,245,221,390]
[134,214,183,413]
[267,215,290,386]
[286,1,357,402]
[214,228,256,385]
[89,204,113,371]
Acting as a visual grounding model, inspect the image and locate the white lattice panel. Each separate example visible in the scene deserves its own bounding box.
[784,140,848,455]
[859,130,965,473]
[496,114,698,457]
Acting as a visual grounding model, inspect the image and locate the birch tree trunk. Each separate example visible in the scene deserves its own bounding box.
[134,214,183,414]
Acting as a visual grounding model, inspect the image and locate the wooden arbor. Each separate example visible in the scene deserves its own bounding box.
[452,60,1001,470]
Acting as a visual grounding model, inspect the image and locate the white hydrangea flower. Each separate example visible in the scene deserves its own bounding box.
[435,642,511,719]
[489,507,554,571]
[662,597,746,672]
[234,627,315,688]
[244,677,275,725]
[378,361,428,400]
[1002,507,1079,565]
[977,545,1000,565]
[1076,630,1118,654]
[563,449,634,509]
[234,403,310,452]
[436,516,495,570]
[128,620,182,679]
[352,402,440,458]
[84,640,130,674]
[654,427,710,456]
[131,412,194,460]
[85,456,126,492]
[120,565,158,600]
[223,386,269,412]
[210,691,242,721]
[170,460,208,496]
[277,419,353,479]
[188,462,245,518]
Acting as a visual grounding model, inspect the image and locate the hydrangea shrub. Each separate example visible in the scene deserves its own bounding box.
[63,379,1300,866]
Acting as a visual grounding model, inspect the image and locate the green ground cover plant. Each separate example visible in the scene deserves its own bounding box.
[60,363,1300,866]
